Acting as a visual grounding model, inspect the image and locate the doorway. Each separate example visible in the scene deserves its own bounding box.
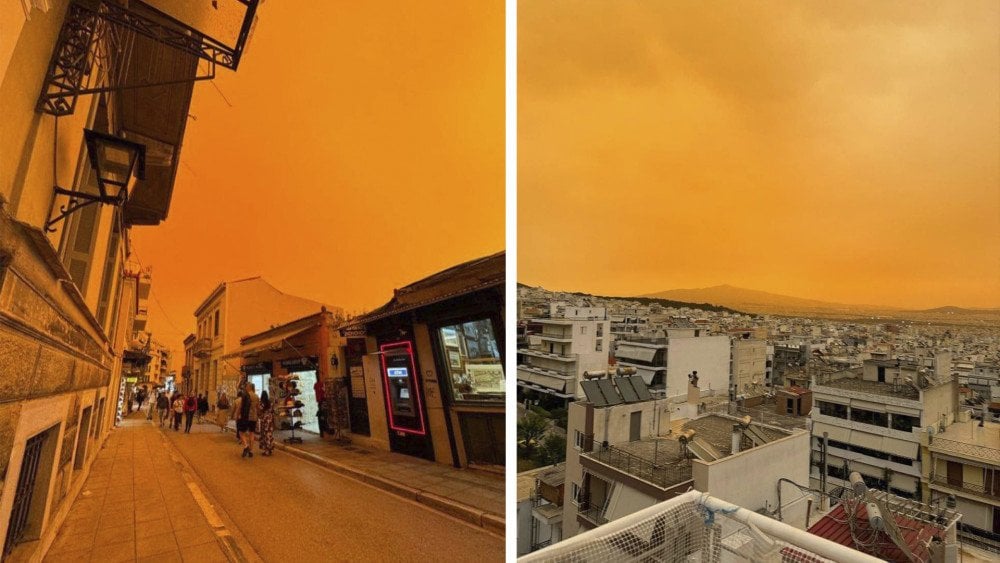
[288,369,319,433]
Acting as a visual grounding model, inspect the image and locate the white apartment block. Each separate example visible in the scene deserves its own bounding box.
[518,316,611,401]
[731,337,767,401]
[809,358,957,501]
[562,377,810,539]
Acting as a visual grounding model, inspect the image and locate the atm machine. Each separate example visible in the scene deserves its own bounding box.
[379,341,433,460]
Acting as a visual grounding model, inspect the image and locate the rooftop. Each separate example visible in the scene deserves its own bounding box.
[817,377,921,401]
[583,414,795,489]
[931,419,1000,465]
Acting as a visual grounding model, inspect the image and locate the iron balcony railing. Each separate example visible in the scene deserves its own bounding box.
[192,337,212,358]
[583,444,691,490]
[579,504,609,526]
[931,475,1000,501]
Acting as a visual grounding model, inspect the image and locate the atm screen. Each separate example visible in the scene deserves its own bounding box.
[399,388,410,399]
[388,367,408,378]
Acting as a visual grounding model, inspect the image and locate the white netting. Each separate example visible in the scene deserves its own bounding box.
[519,491,879,563]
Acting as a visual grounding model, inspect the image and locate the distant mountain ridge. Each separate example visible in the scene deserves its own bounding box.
[518,283,743,314]
[641,285,998,316]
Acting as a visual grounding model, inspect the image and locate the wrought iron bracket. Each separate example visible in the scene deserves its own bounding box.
[37,0,257,116]
[44,186,124,233]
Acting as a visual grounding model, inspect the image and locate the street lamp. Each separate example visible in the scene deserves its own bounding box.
[45,129,146,232]
[83,129,146,201]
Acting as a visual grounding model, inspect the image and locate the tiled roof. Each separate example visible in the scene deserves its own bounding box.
[808,501,945,562]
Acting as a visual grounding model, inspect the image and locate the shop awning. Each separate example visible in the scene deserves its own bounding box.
[224,324,317,360]
[615,346,658,363]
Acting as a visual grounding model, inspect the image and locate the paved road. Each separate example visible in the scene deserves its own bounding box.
[162,422,504,562]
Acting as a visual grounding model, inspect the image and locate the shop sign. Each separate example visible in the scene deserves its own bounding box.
[340,326,366,338]
[466,364,505,394]
[280,356,318,370]
[125,377,138,383]
[241,361,271,375]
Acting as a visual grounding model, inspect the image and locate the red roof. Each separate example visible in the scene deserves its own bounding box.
[806,500,944,562]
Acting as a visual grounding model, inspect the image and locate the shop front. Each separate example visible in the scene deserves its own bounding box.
[341,251,505,469]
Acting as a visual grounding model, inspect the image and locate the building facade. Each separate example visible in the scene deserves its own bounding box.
[517,312,611,403]
[0,0,259,558]
[190,277,331,406]
[341,251,505,469]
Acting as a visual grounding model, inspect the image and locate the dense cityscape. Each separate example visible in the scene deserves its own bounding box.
[517,284,1000,561]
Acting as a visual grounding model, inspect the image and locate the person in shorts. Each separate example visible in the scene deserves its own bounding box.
[232,384,260,458]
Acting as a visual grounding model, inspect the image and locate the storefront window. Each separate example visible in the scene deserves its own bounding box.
[438,319,503,403]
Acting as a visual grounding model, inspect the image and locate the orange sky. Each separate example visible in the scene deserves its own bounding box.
[133,1,504,357]
[519,1,999,310]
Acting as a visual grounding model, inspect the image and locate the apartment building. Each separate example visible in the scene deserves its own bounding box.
[731,336,767,402]
[190,277,333,405]
[518,464,565,555]
[562,377,810,539]
[613,328,730,401]
[517,309,610,403]
[922,416,1000,553]
[809,358,957,501]
[0,1,259,558]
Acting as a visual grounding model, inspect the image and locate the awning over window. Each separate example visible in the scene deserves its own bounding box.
[615,345,658,363]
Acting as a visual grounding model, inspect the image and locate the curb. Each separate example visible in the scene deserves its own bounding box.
[272,441,505,536]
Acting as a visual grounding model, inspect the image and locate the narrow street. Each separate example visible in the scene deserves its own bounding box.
[162,420,504,562]
[46,413,503,562]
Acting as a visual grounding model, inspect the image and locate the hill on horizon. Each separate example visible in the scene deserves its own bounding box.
[641,284,865,313]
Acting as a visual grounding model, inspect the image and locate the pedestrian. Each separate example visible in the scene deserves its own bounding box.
[232,383,260,458]
[171,393,185,431]
[216,391,231,432]
[184,393,197,433]
[136,388,146,412]
[198,393,209,423]
[258,391,275,456]
[156,392,169,427]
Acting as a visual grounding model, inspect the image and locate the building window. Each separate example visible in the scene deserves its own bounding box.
[214,310,220,337]
[595,339,602,352]
[850,408,888,427]
[580,325,587,335]
[818,401,848,419]
[574,430,583,451]
[437,318,503,403]
[890,413,919,433]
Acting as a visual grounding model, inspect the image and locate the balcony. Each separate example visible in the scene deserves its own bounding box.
[582,444,692,490]
[192,337,212,358]
[929,436,1000,466]
[519,348,578,362]
[930,475,1000,502]
[578,504,609,527]
[539,331,573,342]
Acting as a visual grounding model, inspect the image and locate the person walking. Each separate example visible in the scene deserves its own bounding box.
[197,394,209,424]
[171,393,185,431]
[232,383,260,458]
[183,393,197,433]
[216,391,231,432]
[156,392,169,427]
[258,391,275,456]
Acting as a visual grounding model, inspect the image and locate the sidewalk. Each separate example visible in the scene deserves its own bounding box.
[271,429,505,533]
[43,416,253,563]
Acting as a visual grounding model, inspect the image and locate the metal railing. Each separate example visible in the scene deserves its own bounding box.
[539,331,573,340]
[4,432,48,556]
[931,475,1000,501]
[520,348,579,361]
[929,436,1000,464]
[192,337,212,357]
[518,363,574,377]
[579,504,609,526]
[583,444,691,489]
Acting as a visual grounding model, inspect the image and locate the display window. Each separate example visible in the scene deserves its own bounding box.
[437,318,504,403]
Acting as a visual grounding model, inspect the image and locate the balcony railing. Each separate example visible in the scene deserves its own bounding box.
[518,363,574,377]
[578,504,609,526]
[583,444,691,490]
[539,331,573,340]
[931,475,1000,501]
[192,337,212,358]
[519,348,578,361]
[929,436,1000,464]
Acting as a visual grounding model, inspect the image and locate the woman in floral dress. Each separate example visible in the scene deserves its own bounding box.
[258,390,276,456]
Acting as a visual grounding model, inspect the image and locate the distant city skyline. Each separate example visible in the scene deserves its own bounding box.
[519,1,999,310]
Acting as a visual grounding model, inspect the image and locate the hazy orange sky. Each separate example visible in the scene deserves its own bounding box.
[133,1,504,357]
[519,1,999,310]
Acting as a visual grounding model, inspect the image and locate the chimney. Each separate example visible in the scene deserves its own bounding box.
[732,424,741,453]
